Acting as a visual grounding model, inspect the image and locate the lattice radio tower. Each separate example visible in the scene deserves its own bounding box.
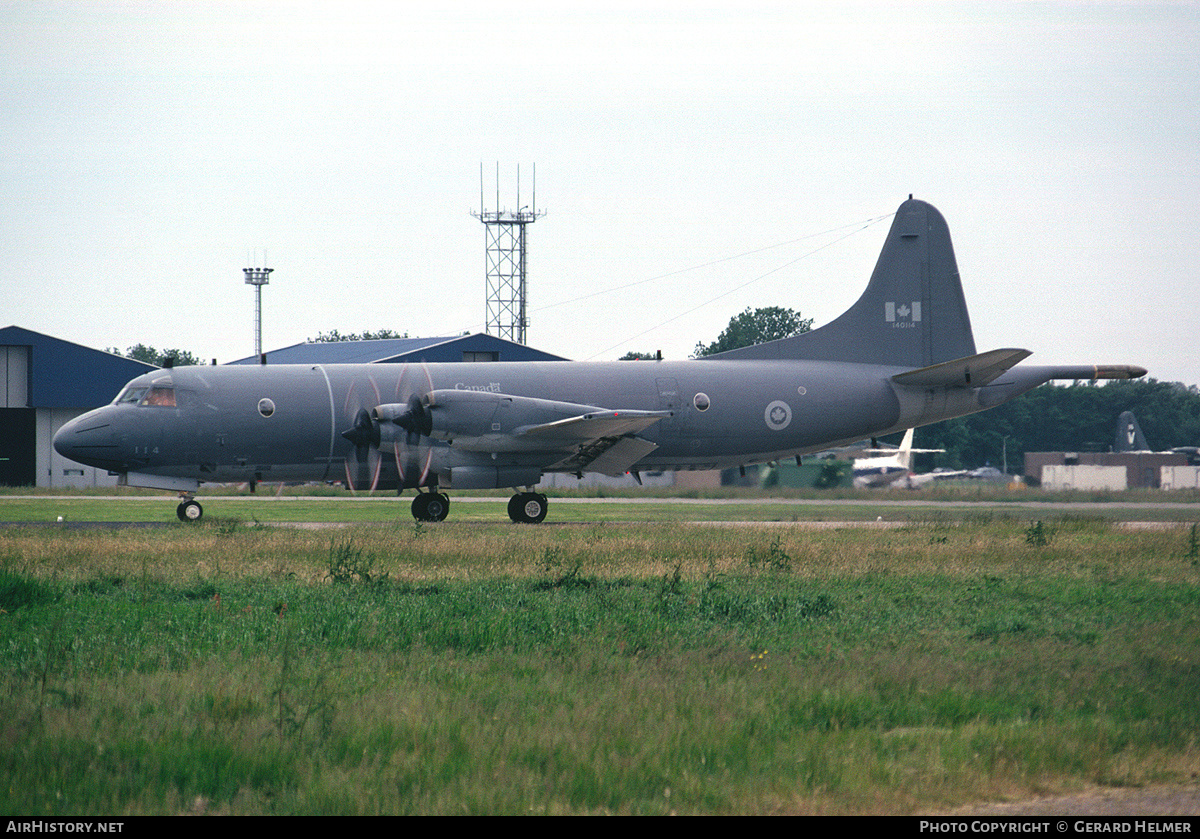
[471,163,545,345]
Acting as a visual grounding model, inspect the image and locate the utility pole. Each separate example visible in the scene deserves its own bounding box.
[471,163,544,344]
[243,265,273,360]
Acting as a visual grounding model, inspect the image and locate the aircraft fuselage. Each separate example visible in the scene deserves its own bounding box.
[56,358,924,490]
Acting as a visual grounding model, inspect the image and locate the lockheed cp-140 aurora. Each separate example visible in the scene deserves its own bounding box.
[53,198,1145,523]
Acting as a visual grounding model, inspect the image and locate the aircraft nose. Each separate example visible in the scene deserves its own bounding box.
[54,410,120,468]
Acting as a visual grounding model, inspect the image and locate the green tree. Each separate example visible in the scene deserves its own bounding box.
[619,351,659,361]
[308,329,409,343]
[693,307,813,357]
[108,344,201,367]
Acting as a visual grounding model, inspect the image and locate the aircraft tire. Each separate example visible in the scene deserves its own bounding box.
[426,492,450,522]
[508,492,548,524]
[177,500,203,523]
[411,492,450,522]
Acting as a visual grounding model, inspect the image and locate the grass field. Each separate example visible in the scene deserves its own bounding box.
[3,504,1200,814]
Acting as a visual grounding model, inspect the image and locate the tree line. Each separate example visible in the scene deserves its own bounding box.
[911,378,1200,473]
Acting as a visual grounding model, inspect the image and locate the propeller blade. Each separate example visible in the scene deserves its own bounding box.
[393,363,436,488]
[341,375,382,493]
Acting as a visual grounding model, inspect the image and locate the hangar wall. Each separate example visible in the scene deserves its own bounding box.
[1026,450,1187,490]
[1161,466,1200,490]
[1,345,35,486]
[1041,464,1128,491]
[1,327,157,488]
[2,345,29,407]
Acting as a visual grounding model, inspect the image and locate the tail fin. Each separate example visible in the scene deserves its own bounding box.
[708,198,976,368]
[1115,411,1150,452]
[897,427,915,469]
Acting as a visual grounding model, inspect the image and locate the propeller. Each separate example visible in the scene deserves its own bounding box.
[340,375,383,492]
[337,365,440,492]
[384,363,436,488]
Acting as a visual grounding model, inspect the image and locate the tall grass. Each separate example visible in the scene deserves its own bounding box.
[2,517,1199,814]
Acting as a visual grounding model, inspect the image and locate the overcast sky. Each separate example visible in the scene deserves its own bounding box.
[4,1,1198,385]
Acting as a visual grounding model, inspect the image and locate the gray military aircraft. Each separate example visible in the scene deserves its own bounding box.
[53,198,1145,523]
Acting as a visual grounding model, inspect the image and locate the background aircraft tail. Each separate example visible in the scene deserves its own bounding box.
[897,427,915,469]
[1115,410,1150,452]
[708,198,976,368]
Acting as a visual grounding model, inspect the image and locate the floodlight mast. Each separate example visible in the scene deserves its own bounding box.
[471,163,545,345]
[243,266,273,359]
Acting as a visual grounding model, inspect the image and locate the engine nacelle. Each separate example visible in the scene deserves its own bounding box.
[440,466,543,489]
[404,390,606,449]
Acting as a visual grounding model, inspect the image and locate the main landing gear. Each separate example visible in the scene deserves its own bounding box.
[507,492,548,524]
[406,489,549,523]
[176,495,203,522]
[411,490,450,522]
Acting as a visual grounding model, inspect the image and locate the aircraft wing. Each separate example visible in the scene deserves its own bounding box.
[409,390,672,475]
[547,436,661,476]
[517,410,670,442]
[519,410,671,476]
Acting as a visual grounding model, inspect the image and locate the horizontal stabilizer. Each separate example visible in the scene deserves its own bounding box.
[891,348,1032,389]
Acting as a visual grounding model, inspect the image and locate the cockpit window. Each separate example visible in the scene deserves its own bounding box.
[115,386,148,405]
[142,386,176,407]
[112,385,176,407]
